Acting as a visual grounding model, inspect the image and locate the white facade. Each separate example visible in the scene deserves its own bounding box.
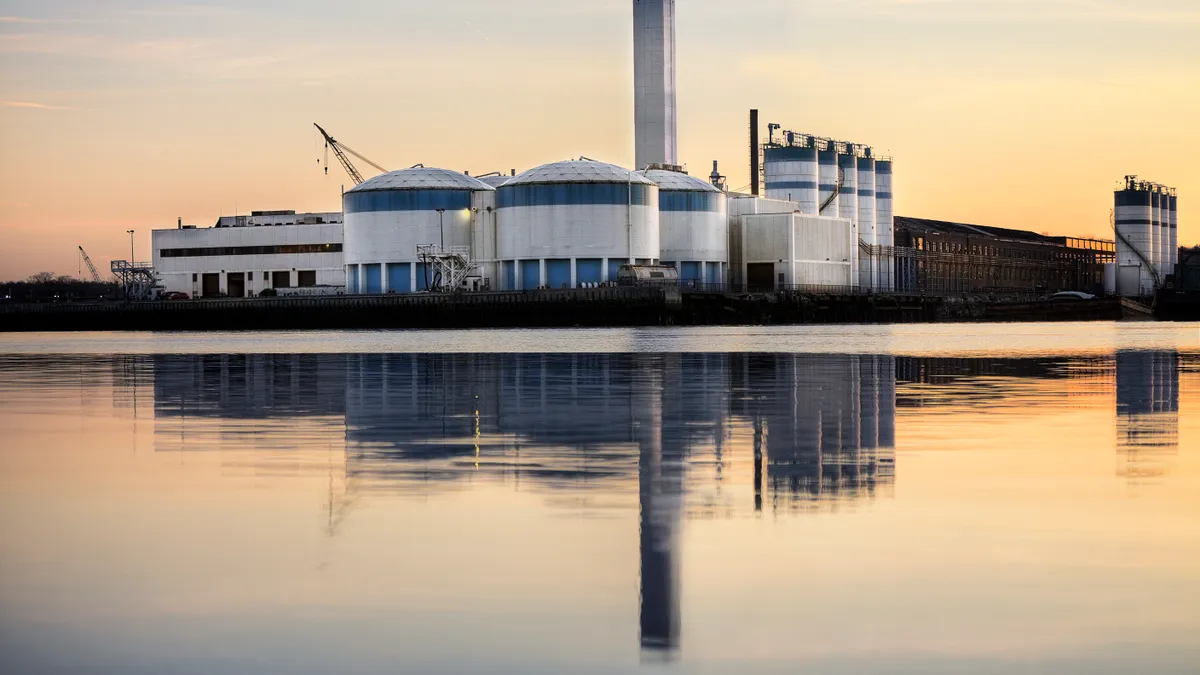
[496,160,660,290]
[730,213,856,290]
[342,168,495,294]
[643,168,727,285]
[817,149,839,217]
[152,221,344,298]
[633,0,677,169]
[1151,190,1162,279]
[1168,193,1179,276]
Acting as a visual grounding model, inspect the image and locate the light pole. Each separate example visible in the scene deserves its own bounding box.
[127,229,135,263]
[435,208,446,250]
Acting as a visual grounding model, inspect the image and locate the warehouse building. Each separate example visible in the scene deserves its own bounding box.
[152,211,343,298]
[893,217,1115,294]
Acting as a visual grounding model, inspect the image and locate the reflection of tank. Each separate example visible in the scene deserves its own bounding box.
[732,354,897,512]
[1116,351,1179,481]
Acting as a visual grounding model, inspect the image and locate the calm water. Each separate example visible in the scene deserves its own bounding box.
[1,324,1198,674]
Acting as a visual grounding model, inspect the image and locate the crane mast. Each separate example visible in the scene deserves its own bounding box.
[78,246,102,283]
[314,123,387,185]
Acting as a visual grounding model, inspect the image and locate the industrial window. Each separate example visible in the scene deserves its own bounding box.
[496,183,654,208]
[192,273,197,282]
[343,189,473,214]
[248,272,253,281]
[160,243,342,258]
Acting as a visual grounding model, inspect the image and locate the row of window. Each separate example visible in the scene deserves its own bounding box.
[161,244,342,258]
[497,183,654,209]
[344,189,474,214]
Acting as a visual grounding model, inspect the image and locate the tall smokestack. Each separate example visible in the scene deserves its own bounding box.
[750,109,759,196]
[633,0,677,170]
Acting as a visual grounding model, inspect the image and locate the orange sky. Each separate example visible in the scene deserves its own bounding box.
[1,0,1198,279]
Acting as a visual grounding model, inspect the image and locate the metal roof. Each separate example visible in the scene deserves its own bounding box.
[895,216,1056,244]
[348,167,494,193]
[505,160,655,186]
[476,174,513,188]
[640,169,721,193]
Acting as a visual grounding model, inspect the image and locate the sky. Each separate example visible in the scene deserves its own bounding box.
[0,0,1198,279]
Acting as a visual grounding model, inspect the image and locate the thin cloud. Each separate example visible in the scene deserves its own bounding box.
[3,100,71,110]
[0,16,45,23]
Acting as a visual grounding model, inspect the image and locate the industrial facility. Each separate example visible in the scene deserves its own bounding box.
[1114,176,1179,297]
[138,0,1178,305]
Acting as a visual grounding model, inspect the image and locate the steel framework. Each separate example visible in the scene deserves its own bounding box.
[416,245,479,293]
[111,260,158,301]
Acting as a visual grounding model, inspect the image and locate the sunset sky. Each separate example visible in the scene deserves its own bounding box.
[1,0,1197,279]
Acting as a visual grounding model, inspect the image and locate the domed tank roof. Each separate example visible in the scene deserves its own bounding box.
[505,160,655,186]
[348,167,493,193]
[641,169,722,193]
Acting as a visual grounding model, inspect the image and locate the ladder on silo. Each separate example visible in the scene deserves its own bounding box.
[818,168,845,215]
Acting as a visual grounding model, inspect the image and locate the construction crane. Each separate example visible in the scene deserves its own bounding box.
[314,123,387,185]
[78,246,102,282]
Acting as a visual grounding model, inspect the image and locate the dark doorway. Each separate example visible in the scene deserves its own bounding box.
[201,273,220,297]
[227,272,245,298]
[298,270,316,287]
[272,271,291,288]
[747,263,776,292]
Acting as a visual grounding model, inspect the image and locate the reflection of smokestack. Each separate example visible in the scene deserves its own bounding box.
[636,356,680,653]
[633,0,677,169]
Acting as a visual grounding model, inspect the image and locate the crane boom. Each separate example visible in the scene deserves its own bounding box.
[314,123,387,185]
[78,245,101,282]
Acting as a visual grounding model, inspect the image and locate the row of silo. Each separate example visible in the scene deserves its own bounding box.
[763,132,894,292]
[342,159,729,293]
[1113,176,1179,297]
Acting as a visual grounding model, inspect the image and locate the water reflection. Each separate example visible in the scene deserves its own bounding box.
[1116,351,1180,482]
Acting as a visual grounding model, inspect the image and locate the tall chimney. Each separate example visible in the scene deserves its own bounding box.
[750,109,759,196]
[633,0,677,170]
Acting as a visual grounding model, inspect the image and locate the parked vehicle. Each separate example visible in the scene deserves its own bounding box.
[162,291,190,301]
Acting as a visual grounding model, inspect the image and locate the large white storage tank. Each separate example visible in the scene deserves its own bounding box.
[817,147,839,217]
[1167,191,1178,275]
[763,136,818,214]
[857,155,877,290]
[1114,177,1155,296]
[496,159,659,290]
[343,168,495,294]
[642,168,727,285]
[838,153,859,288]
[875,159,895,292]
[1151,188,1162,278]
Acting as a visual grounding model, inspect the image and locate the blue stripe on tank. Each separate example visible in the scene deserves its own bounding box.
[875,192,892,200]
[858,189,874,197]
[768,181,818,190]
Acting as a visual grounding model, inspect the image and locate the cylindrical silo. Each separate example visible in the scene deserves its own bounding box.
[838,153,860,288]
[343,168,495,294]
[1113,178,1154,296]
[1168,191,1178,275]
[817,147,839,217]
[643,168,727,286]
[763,136,818,213]
[1147,187,1156,277]
[857,154,877,291]
[496,159,660,289]
[875,159,894,292]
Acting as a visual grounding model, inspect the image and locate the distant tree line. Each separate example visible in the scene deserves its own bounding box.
[1,273,121,303]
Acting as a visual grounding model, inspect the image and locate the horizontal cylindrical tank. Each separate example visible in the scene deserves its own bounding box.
[764,141,818,214]
[496,160,660,290]
[343,168,495,294]
[642,168,727,285]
